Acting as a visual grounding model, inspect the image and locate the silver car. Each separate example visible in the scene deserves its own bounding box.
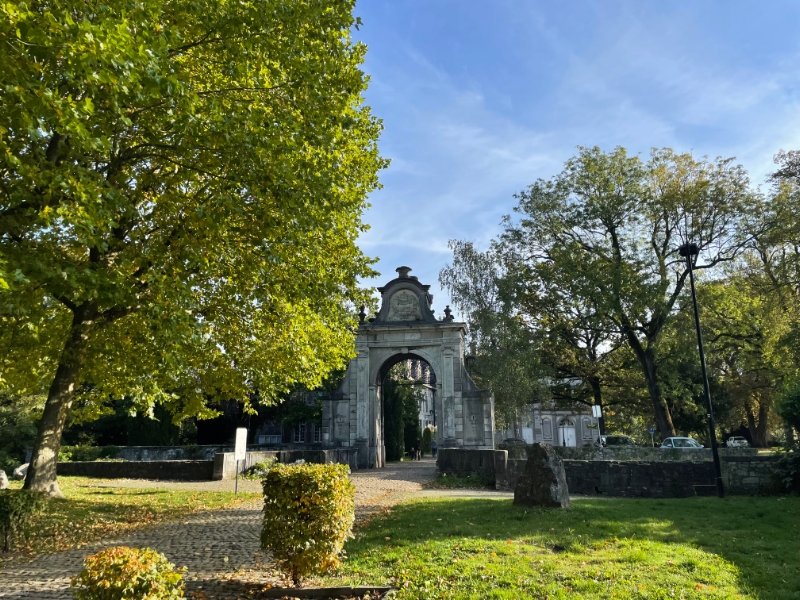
[726,436,750,448]
[661,436,703,449]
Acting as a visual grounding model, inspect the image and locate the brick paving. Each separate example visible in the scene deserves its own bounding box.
[0,459,438,599]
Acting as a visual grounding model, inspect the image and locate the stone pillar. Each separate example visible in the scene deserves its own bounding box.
[442,350,456,444]
[355,345,370,467]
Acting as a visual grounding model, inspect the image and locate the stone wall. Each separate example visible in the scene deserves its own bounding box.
[57,460,214,480]
[436,448,506,484]
[116,445,229,461]
[552,446,758,462]
[439,448,780,496]
[212,448,359,480]
[722,456,779,495]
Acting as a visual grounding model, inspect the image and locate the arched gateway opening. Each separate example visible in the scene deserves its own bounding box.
[320,266,495,468]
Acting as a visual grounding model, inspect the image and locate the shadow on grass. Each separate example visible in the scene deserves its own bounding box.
[344,496,800,599]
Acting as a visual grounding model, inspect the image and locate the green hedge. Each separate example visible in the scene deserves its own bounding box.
[71,546,185,600]
[261,462,355,584]
[0,489,47,551]
[59,445,121,462]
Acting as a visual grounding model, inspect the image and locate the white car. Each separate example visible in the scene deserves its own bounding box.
[661,437,703,449]
[726,436,750,448]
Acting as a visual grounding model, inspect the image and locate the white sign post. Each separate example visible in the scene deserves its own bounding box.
[234,427,247,494]
[591,404,602,418]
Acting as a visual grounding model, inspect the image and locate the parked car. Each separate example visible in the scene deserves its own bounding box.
[595,434,637,447]
[726,436,750,448]
[502,438,527,447]
[661,437,703,449]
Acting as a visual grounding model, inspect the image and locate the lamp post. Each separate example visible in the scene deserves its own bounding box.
[679,243,724,498]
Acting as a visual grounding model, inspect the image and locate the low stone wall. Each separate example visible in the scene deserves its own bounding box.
[116,445,229,461]
[722,456,779,495]
[440,448,780,496]
[116,444,228,461]
[212,448,359,480]
[57,460,214,481]
[552,446,759,462]
[436,448,506,484]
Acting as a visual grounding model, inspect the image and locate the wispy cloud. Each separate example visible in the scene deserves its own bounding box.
[354,1,800,312]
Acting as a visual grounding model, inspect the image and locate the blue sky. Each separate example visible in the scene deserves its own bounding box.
[352,1,800,316]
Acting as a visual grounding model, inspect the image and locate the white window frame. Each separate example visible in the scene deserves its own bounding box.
[293,423,306,443]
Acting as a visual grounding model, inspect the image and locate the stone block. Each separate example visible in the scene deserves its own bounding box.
[0,470,7,489]
[514,443,570,508]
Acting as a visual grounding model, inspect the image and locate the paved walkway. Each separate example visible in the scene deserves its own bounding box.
[0,458,500,599]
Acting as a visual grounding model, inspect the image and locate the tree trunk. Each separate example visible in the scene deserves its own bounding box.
[23,306,94,497]
[626,338,676,439]
[745,395,771,448]
[588,376,606,435]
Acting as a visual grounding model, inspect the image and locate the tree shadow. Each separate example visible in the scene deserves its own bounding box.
[346,496,800,599]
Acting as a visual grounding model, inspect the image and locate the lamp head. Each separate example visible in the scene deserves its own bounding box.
[678,243,699,257]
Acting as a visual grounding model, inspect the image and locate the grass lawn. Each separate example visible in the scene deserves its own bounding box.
[1,477,259,564]
[326,496,800,599]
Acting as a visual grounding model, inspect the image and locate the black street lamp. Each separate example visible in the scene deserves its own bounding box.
[679,242,724,498]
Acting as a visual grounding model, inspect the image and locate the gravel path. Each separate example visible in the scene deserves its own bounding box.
[0,458,473,599]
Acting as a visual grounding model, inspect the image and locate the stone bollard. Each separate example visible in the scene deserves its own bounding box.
[513,443,570,508]
[0,470,8,490]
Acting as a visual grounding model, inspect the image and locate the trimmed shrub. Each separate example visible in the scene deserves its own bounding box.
[0,489,46,551]
[71,546,185,600]
[261,462,355,584]
[421,427,432,456]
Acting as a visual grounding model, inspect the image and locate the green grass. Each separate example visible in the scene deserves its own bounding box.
[2,477,259,563]
[326,496,800,599]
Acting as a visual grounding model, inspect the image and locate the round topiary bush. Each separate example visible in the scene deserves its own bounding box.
[261,462,355,584]
[71,546,186,600]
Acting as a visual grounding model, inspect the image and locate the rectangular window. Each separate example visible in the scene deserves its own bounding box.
[257,435,281,445]
[312,425,322,443]
[293,424,306,443]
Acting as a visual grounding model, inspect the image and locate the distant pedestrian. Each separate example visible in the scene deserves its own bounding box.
[416,438,422,460]
[431,439,438,458]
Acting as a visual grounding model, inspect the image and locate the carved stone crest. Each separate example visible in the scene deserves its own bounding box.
[386,289,422,321]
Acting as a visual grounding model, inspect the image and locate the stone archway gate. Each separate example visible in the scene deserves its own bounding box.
[321,267,495,468]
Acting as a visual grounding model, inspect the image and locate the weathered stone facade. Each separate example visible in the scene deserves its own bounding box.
[321,267,495,468]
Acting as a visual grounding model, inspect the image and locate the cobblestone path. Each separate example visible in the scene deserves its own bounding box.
[0,459,437,599]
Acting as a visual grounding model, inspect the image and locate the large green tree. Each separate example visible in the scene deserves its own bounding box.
[440,241,549,433]
[502,147,755,438]
[0,0,386,495]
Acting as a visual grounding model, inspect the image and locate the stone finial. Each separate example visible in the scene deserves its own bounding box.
[396,266,412,278]
[358,305,366,323]
[443,305,454,322]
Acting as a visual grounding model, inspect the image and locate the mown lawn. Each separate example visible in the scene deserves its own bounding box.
[327,496,800,599]
[1,477,259,564]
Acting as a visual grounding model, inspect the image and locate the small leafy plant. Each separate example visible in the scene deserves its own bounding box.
[261,462,355,585]
[71,546,185,600]
[0,489,47,551]
[242,458,276,480]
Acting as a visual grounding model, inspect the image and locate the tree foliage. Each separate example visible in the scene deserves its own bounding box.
[500,147,755,437]
[0,0,386,494]
[440,241,549,432]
